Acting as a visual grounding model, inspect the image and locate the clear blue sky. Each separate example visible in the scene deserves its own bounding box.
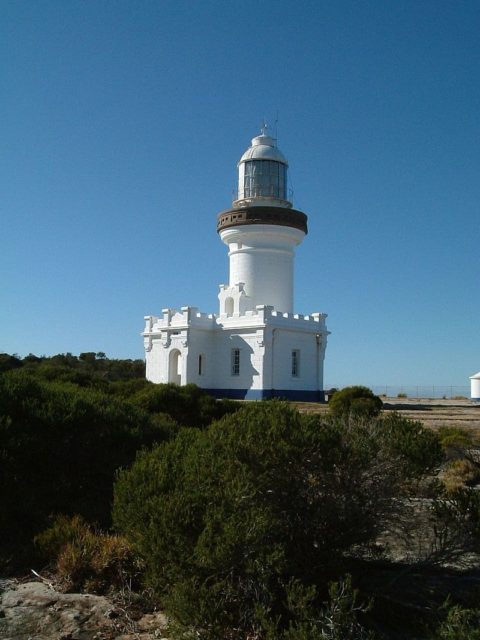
[2,0,479,387]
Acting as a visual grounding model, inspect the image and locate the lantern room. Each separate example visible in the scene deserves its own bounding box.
[235,126,291,207]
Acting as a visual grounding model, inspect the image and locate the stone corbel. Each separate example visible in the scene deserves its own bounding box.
[161,334,171,349]
[256,330,266,350]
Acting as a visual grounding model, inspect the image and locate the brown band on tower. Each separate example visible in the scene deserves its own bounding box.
[217,206,308,234]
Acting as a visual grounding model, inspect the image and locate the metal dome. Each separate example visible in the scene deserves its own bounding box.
[470,372,480,379]
[238,131,288,166]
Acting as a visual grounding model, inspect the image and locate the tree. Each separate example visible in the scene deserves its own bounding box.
[114,401,435,639]
[329,386,383,420]
[0,353,22,373]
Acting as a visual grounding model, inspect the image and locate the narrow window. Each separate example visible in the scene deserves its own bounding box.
[231,348,240,376]
[225,297,234,317]
[291,350,300,377]
[198,354,204,376]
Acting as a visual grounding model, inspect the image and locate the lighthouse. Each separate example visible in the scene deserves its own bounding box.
[217,125,307,314]
[143,127,329,400]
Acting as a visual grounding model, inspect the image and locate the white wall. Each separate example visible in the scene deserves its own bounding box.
[269,330,321,391]
[144,307,328,398]
[220,225,305,313]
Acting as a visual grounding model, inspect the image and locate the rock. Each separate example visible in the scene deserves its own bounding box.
[0,580,169,640]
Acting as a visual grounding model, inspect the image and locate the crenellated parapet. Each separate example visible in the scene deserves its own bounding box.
[144,307,216,333]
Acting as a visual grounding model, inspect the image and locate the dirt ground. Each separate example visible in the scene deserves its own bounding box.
[294,398,480,431]
[381,398,480,431]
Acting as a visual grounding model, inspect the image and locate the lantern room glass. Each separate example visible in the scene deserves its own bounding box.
[243,160,287,200]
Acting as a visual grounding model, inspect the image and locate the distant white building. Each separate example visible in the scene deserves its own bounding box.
[143,127,329,400]
[470,372,480,402]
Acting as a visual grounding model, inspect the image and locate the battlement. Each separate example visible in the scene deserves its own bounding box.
[143,306,216,335]
[270,309,328,325]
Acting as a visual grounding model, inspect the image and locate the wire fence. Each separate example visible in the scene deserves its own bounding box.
[325,385,471,400]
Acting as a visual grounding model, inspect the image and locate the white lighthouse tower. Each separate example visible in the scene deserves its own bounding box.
[218,125,306,314]
[143,127,329,400]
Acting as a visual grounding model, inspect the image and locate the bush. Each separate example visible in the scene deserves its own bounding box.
[432,487,480,559]
[329,386,383,420]
[432,604,480,639]
[254,574,374,640]
[0,353,22,373]
[130,382,238,427]
[0,370,175,569]
[113,402,432,639]
[35,515,141,593]
[378,412,443,477]
[437,426,475,456]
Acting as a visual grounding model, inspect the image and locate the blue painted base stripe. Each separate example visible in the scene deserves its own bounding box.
[203,388,325,402]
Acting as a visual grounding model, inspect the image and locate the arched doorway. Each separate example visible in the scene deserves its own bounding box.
[168,349,182,385]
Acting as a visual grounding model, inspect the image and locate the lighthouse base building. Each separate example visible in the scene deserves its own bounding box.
[143,128,329,401]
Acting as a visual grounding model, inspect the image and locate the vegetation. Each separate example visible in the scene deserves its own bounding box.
[378,412,442,477]
[437,426,475,456]
[131,382,238,427]
[35,514,140,593]
[432,604,480,639]
[113,401,444,639]
[0,352,238,570]
[2,356,480,638]
[328,385,383,420]
[441,459,480,493]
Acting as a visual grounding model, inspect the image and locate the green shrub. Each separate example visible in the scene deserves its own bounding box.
[432,604,480,639]
[130,382,238,427]
[378,412,443,477]
[437,426,475,455]
[0,370,174,570]
[432,487,480,558]
[250,574,374,640]
[114,402,430,639]
[107,377,152,397]
[329,386,382,420]
[0,353,22,373]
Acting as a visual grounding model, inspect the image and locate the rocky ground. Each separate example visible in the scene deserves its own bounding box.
[0,578,168,640]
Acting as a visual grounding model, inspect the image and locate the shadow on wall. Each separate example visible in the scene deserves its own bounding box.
[208,337,258,400]
[169,349,182,385]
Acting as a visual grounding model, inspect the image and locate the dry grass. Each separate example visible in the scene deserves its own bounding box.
[441,459,480,493]
[293,398,480,432]
[35,515,142,594]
